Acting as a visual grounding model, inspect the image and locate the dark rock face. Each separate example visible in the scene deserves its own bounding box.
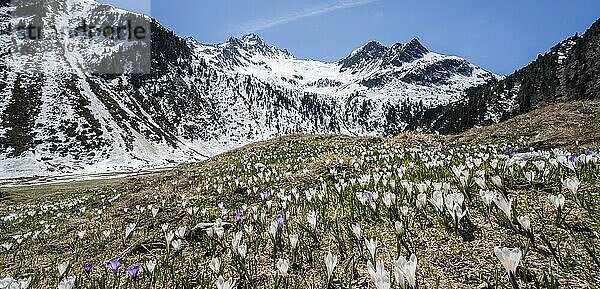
[400,58,474,86]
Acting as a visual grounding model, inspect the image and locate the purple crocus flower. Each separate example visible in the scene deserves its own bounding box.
[569,153,578,162]
[586,150,597,155]
[235,212,243,222]
[277,215,284,228]
[107,258,121,275]
[126,263,141,280]
[76,210,82,217]
[262,191,270,200]
[84,262,92,275]
[364,191,373,200]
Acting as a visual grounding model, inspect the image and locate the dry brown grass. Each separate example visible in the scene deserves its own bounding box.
[452,101,600,150]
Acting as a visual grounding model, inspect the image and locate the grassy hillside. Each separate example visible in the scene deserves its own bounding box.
[454,101,600,151]
[1,110,599,288]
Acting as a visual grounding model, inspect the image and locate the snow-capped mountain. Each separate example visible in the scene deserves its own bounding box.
[193,34,496,107]
[0,0,500,180]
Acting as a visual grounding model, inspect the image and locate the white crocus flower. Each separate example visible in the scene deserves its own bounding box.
[237,243,247,259]
[382,192,394,208]
[268,221,278,238]
[214,220,225,240]
[276,259,289,277]
[172,239,182,251]
[394,221,404,236]
[351,224,362,240]
[491,176,503,189]
[474,177,487,189]
[176,226,186,239]
[429,191,444,212]
[324,251,338,280]
[517,215,531,232]
[165,231,175,248]
[365,238,377,262]
[244,224,254,236]
[400,206,409,217]
[452,204,468,224]
[231,231,243,250]
[444,193,464,213]
[493,194,513,220]
[186,206,199,217]
[57,262,69,278]
[525,171,535,183]
[151,207,159,218]
[548,194,565,210]
[480,190,496,208]
[367,260,391,289]
[1,243,13,251]
[496,248,522,270]
[145,260,157,275]
[396,254,418,289]
[562,178,580,195]
[494,247,522,287]
[289,234,299,250]
[58,276,76,289]
[124,223,136,240]
[209,257,220,275]
[416,193,427,209]
[393,262,405,289]
[215,276,236,289]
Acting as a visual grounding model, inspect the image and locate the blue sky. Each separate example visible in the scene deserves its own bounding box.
[101,0,600,75]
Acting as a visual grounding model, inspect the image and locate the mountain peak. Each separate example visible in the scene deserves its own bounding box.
[403,38,428,56]
[382,38,429,67]
[241,33,265,46]
[339,40,389,72]
[221,34,291,59]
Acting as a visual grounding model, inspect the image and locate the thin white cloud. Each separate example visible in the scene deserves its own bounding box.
[234,0,380,35]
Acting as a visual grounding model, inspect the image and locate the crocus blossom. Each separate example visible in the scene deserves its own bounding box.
[216,276,236,289]
[396,254,418,288]
[324,251,338,280]
[517,215,531,232]
[367,260,391,289]
[84,263,92,275]
[209,258,221,275]
[493,194,512,220]
[58,276,76,289]
[276,259,289,277]
[494,247,521,273]
[548,194,565,210]
[107,258,121,275]
[57,262,69,278]
[126,263,141,280]
[365,238,377,262]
